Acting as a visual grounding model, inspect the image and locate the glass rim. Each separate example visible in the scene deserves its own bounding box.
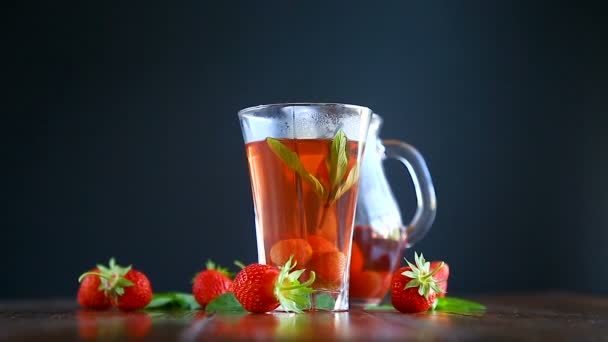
[238,102,372,118]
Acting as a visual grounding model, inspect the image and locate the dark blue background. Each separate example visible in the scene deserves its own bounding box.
[3,1,607,298]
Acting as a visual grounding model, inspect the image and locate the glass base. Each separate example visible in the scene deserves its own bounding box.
[275,289,349,312]
[349,298,382,307]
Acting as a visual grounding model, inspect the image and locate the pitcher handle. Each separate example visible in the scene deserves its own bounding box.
[381,140,437,247]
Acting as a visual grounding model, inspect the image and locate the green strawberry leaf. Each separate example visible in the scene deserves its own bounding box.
[275,256,315,313]
[433,297,486,315]
[205,293,246,313]
[266,138,327,199]
[145,292,201,310]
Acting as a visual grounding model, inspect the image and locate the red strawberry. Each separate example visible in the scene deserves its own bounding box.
[430,261,449,297]
[116,269,153,311]
[390,252,445,313]
[78,268,112,310]
[232,256,315,313]
[78,258,153,311]
[192,260,233,308]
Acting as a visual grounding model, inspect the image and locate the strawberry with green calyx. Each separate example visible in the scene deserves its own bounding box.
[232,256,316,313]
[390,252,444,313]
[192,260,234,308]
[78,258,153,311]
[77,268,112,310]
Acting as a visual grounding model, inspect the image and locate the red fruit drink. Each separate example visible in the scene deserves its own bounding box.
[349,225,405,305]
[246,138,360,307]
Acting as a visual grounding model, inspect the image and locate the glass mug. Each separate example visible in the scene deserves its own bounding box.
[238,103,372,311]
[349,114,437,306]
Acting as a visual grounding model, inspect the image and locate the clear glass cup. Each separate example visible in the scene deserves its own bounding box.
[349,114,437,306]
[238,103,372,311]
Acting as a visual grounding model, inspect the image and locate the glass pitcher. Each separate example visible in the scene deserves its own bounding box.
[349,114,437,306]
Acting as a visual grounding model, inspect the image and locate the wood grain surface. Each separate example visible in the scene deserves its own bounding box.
[1,293,606,341]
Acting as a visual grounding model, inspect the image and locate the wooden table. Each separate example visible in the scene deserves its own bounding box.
[1,293,606,341]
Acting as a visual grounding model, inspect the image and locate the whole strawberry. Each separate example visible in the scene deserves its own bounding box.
[192,260,234,308]
[78,268,112,310]
[232,256,315,313]
[390,252,444,313]
[430,261,449,297]
[78,258,153,311]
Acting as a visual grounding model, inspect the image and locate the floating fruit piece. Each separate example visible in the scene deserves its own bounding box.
[309,251,346,289]
[307,235,338,255]
[270,238,313,268]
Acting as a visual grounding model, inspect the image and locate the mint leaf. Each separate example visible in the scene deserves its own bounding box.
[205,293,246,313]
[331,165,359,203]
[173,293,201,310]
[435,297,486,315]
[363,297,486,316]
[145,292,201,310]
[434,297,486,315]
[266,138,327,199]
[147,296,173,308]
[329,129,348,191]
[315,293,336,310]
[363,304,397,311]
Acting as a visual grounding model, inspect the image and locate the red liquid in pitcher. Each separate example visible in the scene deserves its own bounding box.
[349,225,404,304]
[246,138,360,292]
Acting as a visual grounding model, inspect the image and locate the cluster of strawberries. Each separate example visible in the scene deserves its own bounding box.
[78,252,450,314]
[77,258,153,311]
[77,256,314,313]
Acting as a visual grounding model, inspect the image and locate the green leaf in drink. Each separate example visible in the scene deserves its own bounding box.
[266,129,360,205]
[315,292,336,310]
[329,129,348,192]
[331,164,359,203]
[266,137,327,199]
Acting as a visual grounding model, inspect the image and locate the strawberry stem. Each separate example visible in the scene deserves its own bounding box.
[402,253,444,299]
[280,273,316,291]
[77,258,135,300]
[78,272,104,283]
